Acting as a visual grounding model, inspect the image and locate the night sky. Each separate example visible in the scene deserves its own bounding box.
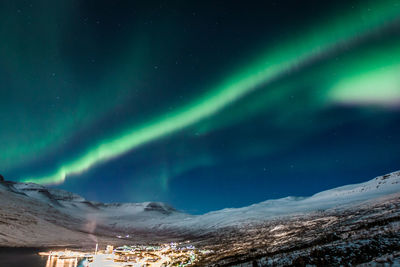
[1,0,400,214]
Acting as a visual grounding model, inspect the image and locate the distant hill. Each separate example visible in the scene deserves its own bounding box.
[0,170,399,255]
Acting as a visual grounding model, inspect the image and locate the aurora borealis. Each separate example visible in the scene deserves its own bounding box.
[1,0,400,213]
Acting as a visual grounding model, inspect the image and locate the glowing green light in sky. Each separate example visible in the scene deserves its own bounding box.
[330,64,400,107]
[23,1,400,184]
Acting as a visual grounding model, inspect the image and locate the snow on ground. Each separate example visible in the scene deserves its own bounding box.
[175,170,400,229]
[0,183,95,247]
[0,170,399,246]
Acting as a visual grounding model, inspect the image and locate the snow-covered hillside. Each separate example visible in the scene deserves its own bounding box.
[185,170,400,229]
[0,170,399,247]
[0,180,187,246]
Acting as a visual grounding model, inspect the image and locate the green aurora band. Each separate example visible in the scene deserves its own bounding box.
[23,0,400,184]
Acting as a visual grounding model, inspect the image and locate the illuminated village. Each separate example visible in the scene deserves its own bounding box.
[39,242,210,267]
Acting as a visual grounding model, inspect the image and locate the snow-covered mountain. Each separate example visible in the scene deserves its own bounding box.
[0,170,399,248]
[184,170,400,229]
[0,180,186,247]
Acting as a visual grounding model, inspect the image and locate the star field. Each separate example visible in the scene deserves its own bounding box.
[1,0,399,213]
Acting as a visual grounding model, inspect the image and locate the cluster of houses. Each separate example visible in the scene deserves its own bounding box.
[40,242,202,266]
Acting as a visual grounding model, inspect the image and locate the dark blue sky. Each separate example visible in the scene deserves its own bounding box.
[1,0,400,213]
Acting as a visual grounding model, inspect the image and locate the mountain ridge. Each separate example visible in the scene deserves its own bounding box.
[0,170,399,247]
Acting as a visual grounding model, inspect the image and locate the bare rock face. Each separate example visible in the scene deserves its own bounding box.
[144,202,176,214]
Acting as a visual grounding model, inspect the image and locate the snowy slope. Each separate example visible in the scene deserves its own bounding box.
[0,170,399,246]
[183,170,400,228]
[91,170,400,231]
[0,182,95,247]
[0,181,186,246]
